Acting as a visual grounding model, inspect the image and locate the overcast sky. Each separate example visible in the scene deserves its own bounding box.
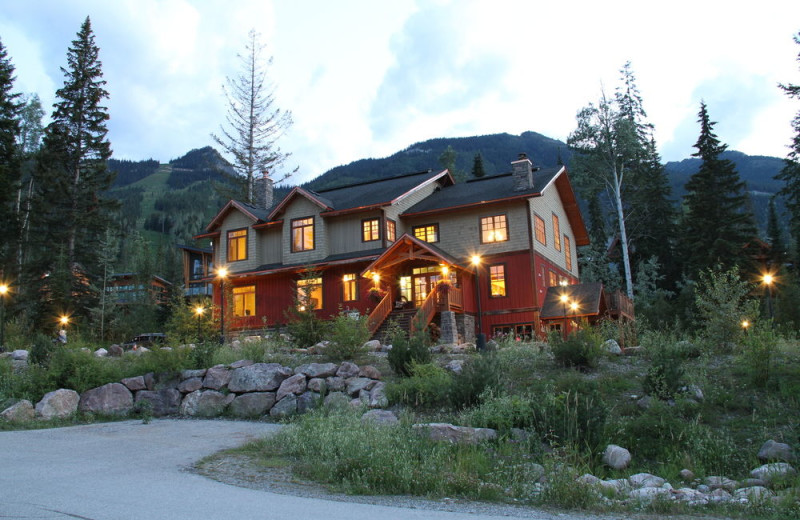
[1,0,799,184]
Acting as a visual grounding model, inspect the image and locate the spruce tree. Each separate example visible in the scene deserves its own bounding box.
[680,102,756,278]
[767,196,786,265]
[0,37,21,279]
[27,17,116,322]
[471,152,486,178]
[776,32,800,262]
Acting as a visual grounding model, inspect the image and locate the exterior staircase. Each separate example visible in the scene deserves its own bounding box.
[371,308,417,343]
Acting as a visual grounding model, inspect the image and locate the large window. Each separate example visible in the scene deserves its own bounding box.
[413,224,439,243]
[297,277,323,309]
[489,264,506,297]
[291,217,314,252]
[481,215,508,243]
[564,235,572,271]
[534,215,546,245]
[343,273,358,301]
[548,270,558,287]
[232,285,255,317]
[227,229,247,261]
[362,218,380,242]
[552,214,561,251]
[386,219,396,243]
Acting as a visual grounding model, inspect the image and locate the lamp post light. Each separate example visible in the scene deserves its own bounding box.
[0,283,8,351]
[194,305,205,343]
[471,255,485,351]
[762,273,774,321]
[217,267,228,344]
[741,319,750,335]
[58,315,70,344]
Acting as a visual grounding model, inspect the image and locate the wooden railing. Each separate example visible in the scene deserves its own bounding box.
[438,284,463,311]
[367,292,393,335]
[411,284,439,333]
[607,290,635,320]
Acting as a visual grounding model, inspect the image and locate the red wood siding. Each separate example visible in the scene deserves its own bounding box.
[533,253,578,308]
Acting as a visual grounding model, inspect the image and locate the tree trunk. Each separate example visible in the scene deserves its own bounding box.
[612,165,634,300]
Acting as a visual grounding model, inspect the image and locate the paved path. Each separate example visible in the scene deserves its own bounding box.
[0,419,602,520]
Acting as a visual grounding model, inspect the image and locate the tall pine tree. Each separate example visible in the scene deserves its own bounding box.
[27,17,116,322]
[776,32,800,263]
[680,102,756,278]
[471,152,486,178]
[0,37,21,280]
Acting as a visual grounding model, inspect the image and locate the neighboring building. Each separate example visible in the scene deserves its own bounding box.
[106,273,172,305]
[189,153,609,341]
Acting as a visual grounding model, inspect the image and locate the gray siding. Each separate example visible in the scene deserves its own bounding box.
[529,183,577,276]
[257,227,282,265]
[217,211,258,272]
[386,178,442,238]
[328,211,383,255]
[281,197,328,264]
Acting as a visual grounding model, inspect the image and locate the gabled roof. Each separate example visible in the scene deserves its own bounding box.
[360,233,464,277]
[205,199,273,232]
[402,166,589,247]
[268,186,333,220]
[539,282,605,319]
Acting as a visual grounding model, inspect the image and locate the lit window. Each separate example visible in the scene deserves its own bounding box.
[534,215,546,245]
[552,214,561,251]
[481,215,508,243]
[413,224,438,243]
[297,277,323,309]
[564,235,572,271]
[548,270,557,287]
[489,264,506,297]
[362,219,380,242]
[291,217,314,252]
[343,273,357,301]
[227,229,247,261]
[232,285,255,317]
[386,219,396,242]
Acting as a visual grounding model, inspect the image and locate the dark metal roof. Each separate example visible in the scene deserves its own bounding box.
[402,167,562,215]
[315,169,446,213]
[539,282,605,319]
[225,248,386,278]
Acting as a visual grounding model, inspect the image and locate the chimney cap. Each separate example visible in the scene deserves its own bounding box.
[517,153,528,161]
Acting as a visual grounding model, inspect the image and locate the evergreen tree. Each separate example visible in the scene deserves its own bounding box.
[0,37,21,279]
[471,152,486,178]
[26,17,116,323]
[680,102,756,278]
[766,196,786,265]
[776,32,800,262]
[212,29,295,202]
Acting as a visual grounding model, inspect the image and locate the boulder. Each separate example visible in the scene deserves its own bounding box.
[413,423,497,444]
[144,372,156,390]
[93,348,108,357]
[180,390,234,417]
[270,394,297,418]
[120,375,146,392]
[444,360,465,374]
[603,339,622,355]
[181,369,207,380]
[629,473,666,488]
[734,486,774,501]
[325,376,346,392]
[674,487,708,505]
[361,409,399,426]
[307,377,327,394]
[679,469,695,481]
[203,365,232,390]
[750,463,797,484]
[628,486,672,501]
[1,399,34,422]
[323,391,350,408]
[229,359,254,369]
[294,362,338,378]
[705,476,737,492]
[276,373,307,402]
[358,365,382,380]
[228,392,277,418]
[151,372,180,391]
[228,363,293,393]
[108,344,124,357]
[10,349,29,361]
[758,440,796,463]
[178,377,203,394]
[577,474,602,486]
[368,382,388,409]
[296,391,321,414]
[602,444,631,470]
[134,389,182,417]
[362,340,381,352]
[79,383,133,416]
[345,377,375,397]
[336,361,360,379]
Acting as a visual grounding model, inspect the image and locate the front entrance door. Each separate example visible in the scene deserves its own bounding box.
[413,273,441,307]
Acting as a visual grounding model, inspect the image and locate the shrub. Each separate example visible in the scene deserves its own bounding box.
[461,391,535,434]
[549,328,603,369]
[642,343,686,400]
[694,265,760,350]
[386,362,452,408]
[448,352,501,409]
[739,323,779,388]
[387,326,431,376]
[284,306,327,348]
[325,310,370,361]
[29,333,57,366]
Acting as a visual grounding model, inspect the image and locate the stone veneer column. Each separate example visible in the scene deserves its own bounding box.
[439,311,458,344]
[455,314,475,344]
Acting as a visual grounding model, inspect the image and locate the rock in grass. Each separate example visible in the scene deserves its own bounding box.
[413,423,497,444]
[758,440,795,463]
[361,409,398,426]
[750,463,797,484]
[1,400,34,422]
[602,444,631,470]
[79,383,133,416]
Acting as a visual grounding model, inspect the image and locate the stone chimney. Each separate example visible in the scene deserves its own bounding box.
[253,171,274,209]
[511,153,534,191]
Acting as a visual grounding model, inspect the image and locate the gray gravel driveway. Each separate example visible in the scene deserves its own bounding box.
[0,419,624,519]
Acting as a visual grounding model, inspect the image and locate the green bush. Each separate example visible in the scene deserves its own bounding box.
[461,391,534,434]
[643,344,686,401]
[325,310,370,361]
[189,341,220,369]
[386,362,452,408]
[448,352,500,410]
[549,328,603,369]
[285,306,327,348]
[29,333,56,366]
[694,265,760,351]
[739,323,779,388]
[387,326,431,376]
